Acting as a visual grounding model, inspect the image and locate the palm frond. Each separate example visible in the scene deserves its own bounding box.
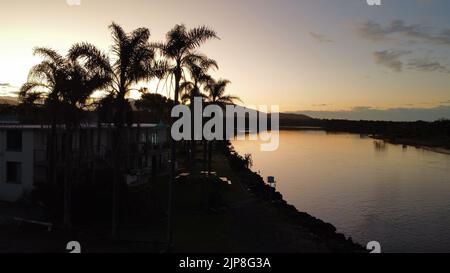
[68,42,112,75]
[186,26,219,50]
[129,27,151,50]
[20,91,44,105]
[19,82,49,98]
[179,81,194,94]
[27,61,58,84]
[33,47,64,66]
[220,95,242,104]
[152,59,170,79]
[109,22,128,49]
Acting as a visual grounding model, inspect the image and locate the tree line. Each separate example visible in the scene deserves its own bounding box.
[2,23,240,242]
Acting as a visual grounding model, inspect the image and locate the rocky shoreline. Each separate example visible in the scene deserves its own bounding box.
[221,141,367,253]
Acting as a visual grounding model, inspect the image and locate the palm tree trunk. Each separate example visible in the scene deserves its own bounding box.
[203,139,207,170]
[112,129,121,239]
[112,161,118,238]
[190,97,197,172]
[191,140,197,169]
[63,127,73,230]
[208,140,213,176]
[167,67,181,251]
[97,112,101,155]
[112,97,126,239]
[49,114,57,188]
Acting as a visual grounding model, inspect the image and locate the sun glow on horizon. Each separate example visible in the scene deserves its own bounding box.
[0,0,449,119]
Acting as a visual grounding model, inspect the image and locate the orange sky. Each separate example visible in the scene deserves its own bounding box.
[1,0,450,115]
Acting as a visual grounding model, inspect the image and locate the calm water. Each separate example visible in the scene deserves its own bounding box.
[232,130,450,253]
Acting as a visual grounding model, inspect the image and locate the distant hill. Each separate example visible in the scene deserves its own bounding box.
[279,112,313,120]
[0,96,18,105]
[222,105,313,120]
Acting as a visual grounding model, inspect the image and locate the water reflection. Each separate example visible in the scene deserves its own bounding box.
[374,140,387,152]
[232,130,450,252]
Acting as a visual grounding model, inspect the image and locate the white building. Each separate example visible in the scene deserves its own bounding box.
[0,123,168,202]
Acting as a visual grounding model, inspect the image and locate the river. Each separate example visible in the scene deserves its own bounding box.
[232,130,450,252]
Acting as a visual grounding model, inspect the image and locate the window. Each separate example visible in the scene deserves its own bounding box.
[151,132,158,145]
[6,162,21,184]
[6,130,22,151]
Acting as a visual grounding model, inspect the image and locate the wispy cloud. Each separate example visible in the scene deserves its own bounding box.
[408,58,450,73]
[372,50,450,73]
[357,20,450,46]
[309,32,333,43]
[357,19,450,74]
[373,50,411,72]
[0,83,12,88]
[0,83,19,97]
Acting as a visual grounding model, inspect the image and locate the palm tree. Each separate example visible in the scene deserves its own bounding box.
[20,48,66,193]
[154,24,218,249]
[205,78,241,175]
[205,79,241,107]
[69,23,160,238]
[20,47,110,229]
[19,48,69,228]
[180,54,218,170]
[61,47,111,229]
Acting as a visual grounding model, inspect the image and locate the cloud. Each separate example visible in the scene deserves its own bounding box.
[0,91,18,97]
[0,83,12,88]
[408,58,450,73]
[373,50,411,72]
[357,20,450,46]
[292,105,450,122]
[371,51,450,73]
[309,32,333,43]
[0,83,18,97]
[356,21,388,41]
[358,20,450,74]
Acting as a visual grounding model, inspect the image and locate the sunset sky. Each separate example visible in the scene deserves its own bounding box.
[1,0,449,120]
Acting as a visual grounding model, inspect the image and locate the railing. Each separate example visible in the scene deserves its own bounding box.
[127,142,164,155]
[33,145,110,164]
[32,141,169,174]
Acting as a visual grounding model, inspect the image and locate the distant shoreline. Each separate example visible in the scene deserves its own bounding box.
[278,125,450,156]
[278,125,323,130]
[372,136,450,156]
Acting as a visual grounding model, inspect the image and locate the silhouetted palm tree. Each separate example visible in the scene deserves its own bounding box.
[62,46,111,229]
[69,23,160,237]
[20,48,67,194]
[20,46,110,229]
[205,78,241,175]
[154,24,218,248]
[205,79,241,107]
[180,54,217,169]
[20,47,72,230]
